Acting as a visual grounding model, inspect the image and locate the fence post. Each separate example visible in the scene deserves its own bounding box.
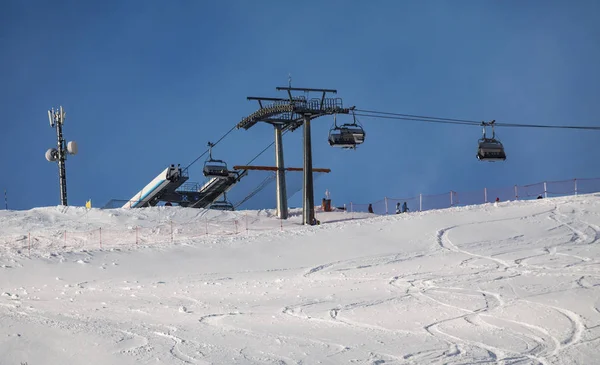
[544,181,547,199]
[205,217,208,235]
[384,197,388,215]
[350,202,354,219]
[99,227,102,249]
[419,194,422,212]
[574,178,578,196]
[450,191,453,206]
[514,185,518,200]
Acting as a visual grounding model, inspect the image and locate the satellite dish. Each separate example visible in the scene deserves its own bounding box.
[67,141,78,155]
[45,148,58,162]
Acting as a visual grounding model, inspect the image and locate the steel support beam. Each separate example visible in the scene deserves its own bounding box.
[274,124,288,219]
[302,115,315,225]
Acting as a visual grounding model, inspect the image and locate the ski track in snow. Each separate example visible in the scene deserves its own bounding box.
[429,202,596,364]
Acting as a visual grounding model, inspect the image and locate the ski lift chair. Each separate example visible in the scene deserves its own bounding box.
[203,141,230,178]
[328,112,366,149]
[203,160,229,178]
[476,120,506,161]
[328,128,359,149]
[209,200,235,211]
[209,192,234,211]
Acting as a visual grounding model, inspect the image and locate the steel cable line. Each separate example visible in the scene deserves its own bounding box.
[185,124,237,169]
[186,119,291,172]
[245,130,290,165]
[355,109,481,125]
[354,109,600,130]
[354,113,479,126]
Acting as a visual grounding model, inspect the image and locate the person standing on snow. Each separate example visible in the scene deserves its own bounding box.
[368,204,374,213]
[402,201,409,213]
[396,202,401,214]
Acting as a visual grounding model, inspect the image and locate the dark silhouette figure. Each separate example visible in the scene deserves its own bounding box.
[368,204,374,213]
[495,197,500,203]
[402,202,409,213]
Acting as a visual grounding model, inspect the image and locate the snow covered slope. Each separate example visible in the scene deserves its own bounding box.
[1,195,600,364]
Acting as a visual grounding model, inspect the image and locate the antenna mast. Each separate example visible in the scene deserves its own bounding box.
[45,106,78,206]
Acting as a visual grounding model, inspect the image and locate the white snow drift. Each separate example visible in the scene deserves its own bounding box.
[1,195,600,364]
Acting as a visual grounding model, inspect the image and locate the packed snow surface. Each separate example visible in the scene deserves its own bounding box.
[1,195,600,364]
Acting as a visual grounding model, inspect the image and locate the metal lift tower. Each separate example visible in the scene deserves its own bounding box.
[45,106,78,206]
[237,86,353,225]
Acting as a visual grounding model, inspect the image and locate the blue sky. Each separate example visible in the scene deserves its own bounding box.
[2,0,599,211]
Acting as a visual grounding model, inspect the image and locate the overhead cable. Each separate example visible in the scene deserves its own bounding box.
[354,109,600,131]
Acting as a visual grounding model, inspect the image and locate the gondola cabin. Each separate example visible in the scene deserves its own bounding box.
[477,139,506,161]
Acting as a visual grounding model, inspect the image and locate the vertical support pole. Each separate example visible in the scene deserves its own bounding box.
[205,217,208,235]
[99,227,102,249]
[64,230,67,245]
[56,119,68,206]
[350,202,354,219]
[450,191,453,206]
[245,213,248,234]
[484,187,487,203]
[419,194,422,212]
[274,124,288,219]
[544,181,548,199]
[4,189,7,210]
[514,185,518,200]
[574,178,578,196]
[384,197,388,215]
[302,115,315,225]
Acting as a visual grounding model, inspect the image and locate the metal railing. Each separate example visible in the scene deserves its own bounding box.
[345,177,600,215]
